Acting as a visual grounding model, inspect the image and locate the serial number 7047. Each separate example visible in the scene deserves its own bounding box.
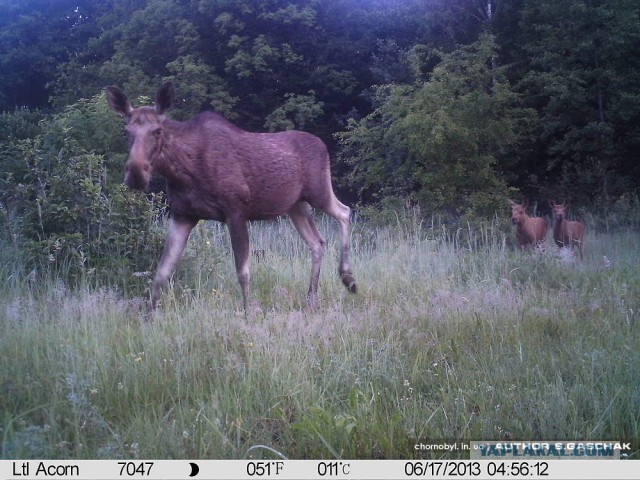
[118,462,154,476]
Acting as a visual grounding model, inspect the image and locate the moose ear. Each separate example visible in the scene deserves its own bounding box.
[106,86,133,118]
[155,82,175,114]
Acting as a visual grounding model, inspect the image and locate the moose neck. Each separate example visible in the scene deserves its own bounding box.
[516,216,534,244]
[517,216,529,232]
[155,123,193,189]
[554,217,566,237]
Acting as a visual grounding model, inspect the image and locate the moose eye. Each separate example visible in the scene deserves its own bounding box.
[152,128,162,138]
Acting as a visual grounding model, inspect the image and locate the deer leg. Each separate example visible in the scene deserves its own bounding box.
[151,216,197,310]
[227,215,251,309]
[289,202,325,307]
[321,196,357,294]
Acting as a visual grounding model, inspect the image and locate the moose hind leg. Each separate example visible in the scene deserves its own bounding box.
[289,202,325,307]
[322,196,356,294]
[151,217,197,310]
[576,238,585,260]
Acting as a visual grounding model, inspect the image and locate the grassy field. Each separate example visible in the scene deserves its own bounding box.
[1,215,639,459]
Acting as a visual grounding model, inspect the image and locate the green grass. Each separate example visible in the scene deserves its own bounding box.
[1,217,639,459]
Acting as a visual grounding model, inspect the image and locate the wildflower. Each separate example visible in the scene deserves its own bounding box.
[403,379,413,395]
[129,442,140,457]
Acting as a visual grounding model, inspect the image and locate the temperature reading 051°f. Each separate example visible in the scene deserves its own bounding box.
[246,461,284,476]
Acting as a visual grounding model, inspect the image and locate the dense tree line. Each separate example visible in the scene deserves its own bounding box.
[1,0,639,278]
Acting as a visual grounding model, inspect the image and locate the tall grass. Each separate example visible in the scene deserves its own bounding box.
[1,215,638,459]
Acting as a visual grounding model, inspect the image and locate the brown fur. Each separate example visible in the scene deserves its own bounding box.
[508,199,548,249]
[107,82,356,310]
[549,201,586,260]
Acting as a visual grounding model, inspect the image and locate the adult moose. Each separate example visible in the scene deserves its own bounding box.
[549,201,586,260]
[508,199,548,250]
[106,82,356,310]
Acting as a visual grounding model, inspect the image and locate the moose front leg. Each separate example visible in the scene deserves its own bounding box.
[227,215,251,310]
[151,216,197,310]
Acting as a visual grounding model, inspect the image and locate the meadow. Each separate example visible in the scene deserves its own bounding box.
[1,214,638,459]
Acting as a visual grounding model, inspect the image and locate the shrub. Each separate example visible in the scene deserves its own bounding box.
[0,93,165,291]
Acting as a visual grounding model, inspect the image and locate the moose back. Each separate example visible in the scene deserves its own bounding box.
[107,82,357,310]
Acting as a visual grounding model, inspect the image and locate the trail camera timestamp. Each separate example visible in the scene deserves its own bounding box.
[404,461,550,477]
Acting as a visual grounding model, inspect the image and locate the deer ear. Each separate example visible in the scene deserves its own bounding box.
[106,86,133,118]
[508,199,516,207]
[155,82,175,114]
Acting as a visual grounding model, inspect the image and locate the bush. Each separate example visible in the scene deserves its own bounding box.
[337,34,530,218]
[0,93,165,291]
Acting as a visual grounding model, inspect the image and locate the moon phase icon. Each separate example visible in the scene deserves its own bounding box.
[188,462,199,477]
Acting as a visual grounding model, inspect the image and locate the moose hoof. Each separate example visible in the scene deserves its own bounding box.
[340,272,357,294]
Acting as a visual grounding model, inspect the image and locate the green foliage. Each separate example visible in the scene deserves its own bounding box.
[52,0,205,108]
[516,0,640,204]
[264,91,324,132]
[1,0,639,460]
[1,0,640,233]
[338,34,529,218]
[0,93,164,288]
[165,55,238,119]
[225,34,300,80]
[0,0,101,110]
[293,390,409,458]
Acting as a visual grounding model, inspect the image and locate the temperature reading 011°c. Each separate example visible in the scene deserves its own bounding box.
[317,461,351,477]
